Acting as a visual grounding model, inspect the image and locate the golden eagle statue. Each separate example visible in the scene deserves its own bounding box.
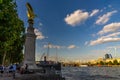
[26,2,35,20]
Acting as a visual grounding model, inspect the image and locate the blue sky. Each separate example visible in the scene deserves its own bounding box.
[16,0,120,61]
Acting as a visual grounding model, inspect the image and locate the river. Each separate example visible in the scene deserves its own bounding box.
[62,67,120,80]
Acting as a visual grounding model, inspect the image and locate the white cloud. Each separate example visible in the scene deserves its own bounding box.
[98,22,120,35]
[107,46,120,49]
[43,44,79,49]
[89,37,120,46]
[25,28,27,33]
[102,32,120,38]
[85,41,88,46]
[90,9,99,17]
[89,22,120,46]
[89,32,120,46]
[96,10,117,25]
[34,29,45,40]
[68,45,78,49]
[64,10,89,26]
[39,22,43,26]
[43,44,62,49]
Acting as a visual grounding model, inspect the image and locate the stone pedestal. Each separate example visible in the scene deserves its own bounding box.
[23,19,37,69]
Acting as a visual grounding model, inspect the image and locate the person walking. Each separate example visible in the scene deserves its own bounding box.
[12,64,16,79]
[25,64,28,73]
[0,65,4,77]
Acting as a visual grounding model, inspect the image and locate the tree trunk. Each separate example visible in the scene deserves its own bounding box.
[2,52,6,65]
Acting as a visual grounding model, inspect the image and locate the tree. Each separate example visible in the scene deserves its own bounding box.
[0,0,25,65]
[0,0,2,3]
[107,61,113,65]
[99,61,104,65]
[113,59,119,65]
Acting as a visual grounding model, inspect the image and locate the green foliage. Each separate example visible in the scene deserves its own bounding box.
[107,61,113,65]
[0,0,2,3]
[113,59,119,65]
[0,0,25,65]
[99,61,105,65]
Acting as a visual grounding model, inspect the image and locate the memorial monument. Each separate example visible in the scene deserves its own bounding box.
[23,2,37,69]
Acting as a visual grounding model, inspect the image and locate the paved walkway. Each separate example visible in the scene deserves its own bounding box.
[0,73,14,80]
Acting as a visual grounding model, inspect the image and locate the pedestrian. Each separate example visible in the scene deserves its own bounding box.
[25,64,28,73]
[20,66,24,74]
[12,64,16,79]
[0,65,4,77]
[5,66,9,77]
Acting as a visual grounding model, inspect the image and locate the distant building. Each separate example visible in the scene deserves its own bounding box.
[105,54,112,59]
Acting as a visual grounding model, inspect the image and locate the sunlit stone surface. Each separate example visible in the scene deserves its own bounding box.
[23,19,37,69]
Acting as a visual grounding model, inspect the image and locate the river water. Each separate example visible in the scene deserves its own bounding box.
[62,67,120,80]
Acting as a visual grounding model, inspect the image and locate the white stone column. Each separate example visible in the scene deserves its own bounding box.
[23,19,37,69]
